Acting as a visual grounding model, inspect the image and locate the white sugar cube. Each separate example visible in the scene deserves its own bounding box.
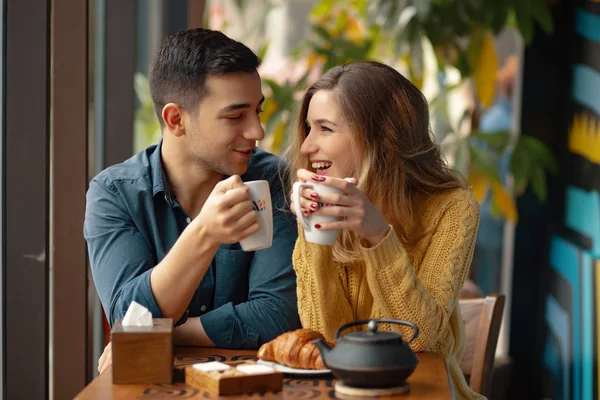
[193,361,232,372]
[236,364,274,375]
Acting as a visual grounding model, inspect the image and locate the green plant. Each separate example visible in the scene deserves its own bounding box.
[133,72,161,153]
[259,0,558,221]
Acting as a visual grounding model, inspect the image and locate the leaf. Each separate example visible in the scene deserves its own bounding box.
[234,0,245,12]
[513,2,533,44]
[413,0,431,19]
[455,48,471,78]
[408,35,424,88]
[397,6,417,32]
[295,71,311,91]
[468,171,491,203]
[346,16,367,44]
[263,79,284,101]
[256,42,269,60]
[313,25,333,42]
[472,32,498,108]
[530,0,553,34]
[530,166,547,202]
[260,100,278,125]
[519,135,559,175]
[311,0,336,18]
[509,142,530,196]
[490,2,509,34]
[491,180,518,222]
[393,16,418,57]
[269,122,287,155]
[471,130,511,151]
[469,143,500,181]
[454,137,471,175]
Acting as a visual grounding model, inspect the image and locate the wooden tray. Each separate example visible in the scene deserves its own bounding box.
[185,360,283,395]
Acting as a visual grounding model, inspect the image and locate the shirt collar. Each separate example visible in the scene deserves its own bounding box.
[150,140,175,206]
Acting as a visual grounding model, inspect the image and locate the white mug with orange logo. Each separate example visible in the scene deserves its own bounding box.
[240,180,273,251]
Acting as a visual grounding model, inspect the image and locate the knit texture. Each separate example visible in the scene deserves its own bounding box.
[293,187,484,400]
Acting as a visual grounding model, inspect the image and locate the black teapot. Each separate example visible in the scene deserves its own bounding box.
[313,319,420,388]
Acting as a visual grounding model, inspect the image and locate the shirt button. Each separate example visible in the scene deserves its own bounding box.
[200,305,207,312]
[186,217,192,224]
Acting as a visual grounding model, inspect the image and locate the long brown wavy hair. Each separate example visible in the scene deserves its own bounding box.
[286,60,466,263]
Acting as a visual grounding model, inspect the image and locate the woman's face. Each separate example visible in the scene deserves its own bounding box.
[300,90,357,178]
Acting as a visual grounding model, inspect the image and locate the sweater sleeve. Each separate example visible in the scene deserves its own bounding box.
[361,191,480,351]
[292,224,355,343]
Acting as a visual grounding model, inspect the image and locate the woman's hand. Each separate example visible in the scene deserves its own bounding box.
[290,169,320,217]
[293,169,390,246]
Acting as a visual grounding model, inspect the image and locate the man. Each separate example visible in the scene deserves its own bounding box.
[84,29,300,372]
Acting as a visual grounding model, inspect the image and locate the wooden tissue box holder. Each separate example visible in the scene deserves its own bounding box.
[111,318,173,384]
[185,361,283,395]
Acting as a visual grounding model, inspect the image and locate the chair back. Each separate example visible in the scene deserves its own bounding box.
[459,294,505,397]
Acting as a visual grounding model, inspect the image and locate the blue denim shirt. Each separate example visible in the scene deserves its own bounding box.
[83,142,300,348]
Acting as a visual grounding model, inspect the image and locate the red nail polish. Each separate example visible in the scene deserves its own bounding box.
[310,203,317,209]
[318,176,326,182]
[304,210,309,215]
[315,224,321,229]
[311,175,320,182]
[310,192,318,199]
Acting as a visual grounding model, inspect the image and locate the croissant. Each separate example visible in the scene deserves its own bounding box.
[257,328,328,370]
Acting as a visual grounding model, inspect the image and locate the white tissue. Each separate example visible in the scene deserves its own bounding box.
[193,362,232,372]
[236,364,274,375]
[122,301,153,326]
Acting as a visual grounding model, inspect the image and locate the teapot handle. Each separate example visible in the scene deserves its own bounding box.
[335,319,420,344]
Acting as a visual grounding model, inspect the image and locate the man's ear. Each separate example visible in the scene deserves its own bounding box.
[162,103,185,137]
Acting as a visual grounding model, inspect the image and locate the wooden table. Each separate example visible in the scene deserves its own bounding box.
[75,347,455,399]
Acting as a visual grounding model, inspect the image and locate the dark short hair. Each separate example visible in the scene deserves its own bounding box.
[149,28,261,125]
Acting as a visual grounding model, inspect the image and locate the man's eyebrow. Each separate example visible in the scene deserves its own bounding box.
[219,96,265,113]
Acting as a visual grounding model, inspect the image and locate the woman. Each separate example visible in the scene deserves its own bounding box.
[288,60,482,400]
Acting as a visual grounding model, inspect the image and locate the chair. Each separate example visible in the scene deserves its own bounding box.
[458,294,506,398]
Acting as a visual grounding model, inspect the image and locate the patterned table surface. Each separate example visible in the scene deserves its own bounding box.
[75,347,454,399]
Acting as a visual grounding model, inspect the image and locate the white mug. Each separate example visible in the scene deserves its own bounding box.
[293,181,343,245]
[239,180,273,251]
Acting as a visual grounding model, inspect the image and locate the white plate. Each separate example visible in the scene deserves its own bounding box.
[256,359,332,375]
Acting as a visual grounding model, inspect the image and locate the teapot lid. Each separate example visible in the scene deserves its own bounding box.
[340,320,404,345]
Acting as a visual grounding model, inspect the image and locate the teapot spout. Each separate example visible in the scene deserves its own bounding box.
[312,338,332,363]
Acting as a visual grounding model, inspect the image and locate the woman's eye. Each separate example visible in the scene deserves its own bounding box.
[227,115,242,120]
[321,126,332,132]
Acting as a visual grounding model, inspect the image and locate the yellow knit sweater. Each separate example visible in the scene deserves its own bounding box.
[293,187,484,400]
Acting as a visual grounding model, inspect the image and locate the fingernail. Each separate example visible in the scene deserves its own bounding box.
[310,203,318,209]
[311,175,320,182]
[310,192,318,199]
[315,224,321,229]
[304,210,309,215]
[318,176,326,182]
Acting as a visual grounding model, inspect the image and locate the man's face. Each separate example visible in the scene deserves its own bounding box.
[183,71,264,177]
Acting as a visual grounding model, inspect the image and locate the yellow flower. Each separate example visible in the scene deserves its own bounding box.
[491,180,518,223]
[269,122,287,155]
[468,171,490,203]
[260,101,278,125]
[346,16,366,44]
[472,32,498,108]
[307,53,327,69]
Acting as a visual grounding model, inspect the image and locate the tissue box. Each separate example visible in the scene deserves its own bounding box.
[185,361,283,395]
[111,318,173,384]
